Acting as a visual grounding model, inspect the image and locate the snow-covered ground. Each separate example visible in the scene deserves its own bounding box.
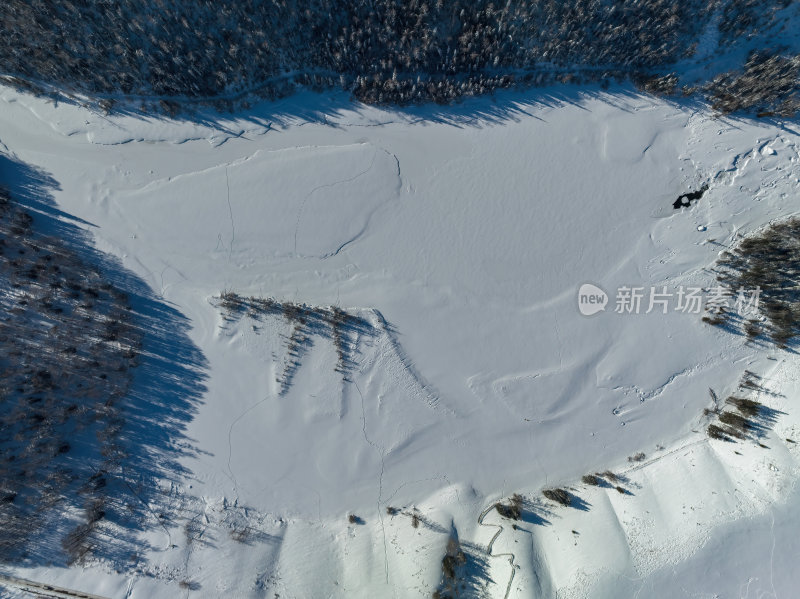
[1,84,800,598]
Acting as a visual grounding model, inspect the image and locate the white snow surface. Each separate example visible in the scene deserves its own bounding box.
[2,85,800,598]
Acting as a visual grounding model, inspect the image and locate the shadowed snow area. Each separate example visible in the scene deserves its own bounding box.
[0,152,207,573]
[2,85,800,598]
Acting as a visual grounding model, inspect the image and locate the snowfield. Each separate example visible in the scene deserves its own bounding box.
[2,85,800,598]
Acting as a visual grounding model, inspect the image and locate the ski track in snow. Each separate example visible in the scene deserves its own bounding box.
[476,504,518,599]
[354,379,390,583]
[223,166,235,261]
[293,147,378,256]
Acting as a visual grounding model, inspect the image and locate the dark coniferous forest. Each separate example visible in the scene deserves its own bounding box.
[0,0,797,114]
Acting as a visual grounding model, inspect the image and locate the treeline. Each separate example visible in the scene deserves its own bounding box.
[0,0,797,111]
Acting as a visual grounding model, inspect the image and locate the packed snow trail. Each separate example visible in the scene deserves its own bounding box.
[476,503,518,599]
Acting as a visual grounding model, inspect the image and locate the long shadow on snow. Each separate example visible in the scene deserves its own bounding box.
[43,80,763,138]
[48,71,795,135]
[0,153,207,568]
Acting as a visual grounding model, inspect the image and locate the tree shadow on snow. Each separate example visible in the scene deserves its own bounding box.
[0,152,208,569]
[33,77,772,142]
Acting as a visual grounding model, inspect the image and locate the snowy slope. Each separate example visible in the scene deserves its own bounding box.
[1,85,800,598]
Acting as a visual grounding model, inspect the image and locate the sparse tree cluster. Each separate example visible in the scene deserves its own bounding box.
[706,51,800,117]
[627,452,646,463]
[217,291,374,392]
[542,488,571,506]
[433,531,489,599]
[705,371,777,443]
[494,493,524,520]
[712,217,800,347]
[581,474,601,486]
